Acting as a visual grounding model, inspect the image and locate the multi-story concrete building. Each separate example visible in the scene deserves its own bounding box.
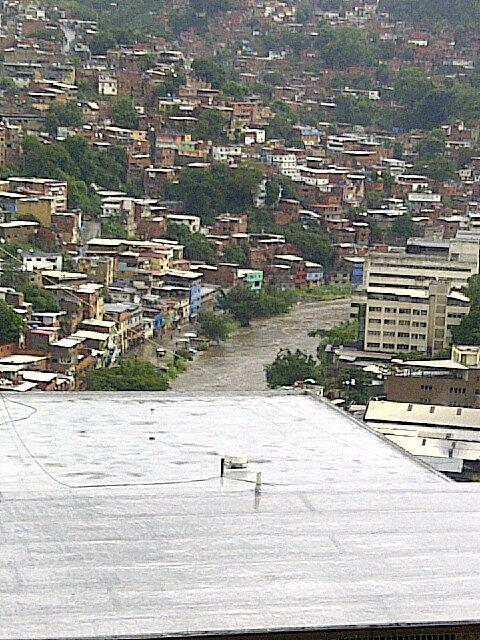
[8,177,68,212]
[385,346,480,408]
[162,269,203,319]
[355,239,479,355]
[237,268,263,291]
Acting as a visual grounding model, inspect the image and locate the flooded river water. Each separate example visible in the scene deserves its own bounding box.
[153,299,350,395]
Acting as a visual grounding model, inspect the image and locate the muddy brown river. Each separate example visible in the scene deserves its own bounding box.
[141,299,350,395]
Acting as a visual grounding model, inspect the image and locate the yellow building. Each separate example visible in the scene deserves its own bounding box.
[17,197,54,227]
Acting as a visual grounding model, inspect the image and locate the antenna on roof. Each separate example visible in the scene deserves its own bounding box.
[255,472,262,495]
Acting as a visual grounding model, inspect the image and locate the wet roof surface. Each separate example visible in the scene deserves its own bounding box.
[1,393,480,639]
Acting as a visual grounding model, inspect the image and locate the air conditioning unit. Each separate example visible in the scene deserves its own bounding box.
[224,455,248,469]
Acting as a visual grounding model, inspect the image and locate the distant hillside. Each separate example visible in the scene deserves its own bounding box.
[381,0,480,29]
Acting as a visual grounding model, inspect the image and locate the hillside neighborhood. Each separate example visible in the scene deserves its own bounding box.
[3,1,480,475]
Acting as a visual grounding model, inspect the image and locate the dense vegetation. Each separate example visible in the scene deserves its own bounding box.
[452,276,480,345]
[219,286,297,326]
[22,284,60,313]
[265,321,373,404]
[265,349,323,388]
[83,358,169,391]
[166,223,218,265]
[0,302,24,345]
[198,311,237,342]
[168,163,263,225]
[16,136,129,214]
[381,0,480,29]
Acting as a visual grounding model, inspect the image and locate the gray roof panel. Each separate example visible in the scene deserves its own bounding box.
[0,393,479,639]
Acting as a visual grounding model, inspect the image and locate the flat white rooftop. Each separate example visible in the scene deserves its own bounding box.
[1,394,480,639]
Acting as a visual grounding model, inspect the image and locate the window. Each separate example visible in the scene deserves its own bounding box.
[384,319,395,325]
[398,332,409,338]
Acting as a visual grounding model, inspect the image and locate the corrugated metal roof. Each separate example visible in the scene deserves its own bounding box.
[2,394,480,639]
[366,401,480,429]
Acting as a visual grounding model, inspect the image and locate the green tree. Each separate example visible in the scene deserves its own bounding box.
[391,214,415,242]
[198,311,237,342]
[89,32,118,56]
[21,284,59,312]
[417,129,447,160]
[338,367,375,405]
[412,87,456,129]
[102,220,127,239]
[394,67,435,106]
[366,191,383,209]
[452,307,480,346]
[191,58,227,89]
[220,286,296,326]
[393,142,404,159]
[19,135,127,213]
[193,109,225,141]
[152,72,185,98]
[265,176,298,207]
[222,241,250,266]
[221,81,248,99]
[313,321,359,346]
[267,112,295,141]
[138,53,156,71]
[46,102,84,137]
[219,285,257,326]
[382,0,480,30]
[0,301,24,345]
[166,222,217,264]
[283,225,334,273]
[314,320,359,367]
[170,163,263,225]
[83,358,169,391]
[413,157,456,182]
[111,98,139,129]
[265,349,323,388]
[465,274,480,307]
[0,77,18,97]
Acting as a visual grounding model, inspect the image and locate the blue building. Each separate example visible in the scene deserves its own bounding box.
[344,257,364,287]
[163,270,203,319]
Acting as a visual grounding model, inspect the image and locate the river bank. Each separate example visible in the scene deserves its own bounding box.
[139,299,351,395]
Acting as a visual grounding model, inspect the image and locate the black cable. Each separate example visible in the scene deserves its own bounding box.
[0,392,221,491]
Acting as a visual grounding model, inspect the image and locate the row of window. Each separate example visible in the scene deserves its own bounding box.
[369,308,428,316]
[370,263,472,272]
[367,342,420,351]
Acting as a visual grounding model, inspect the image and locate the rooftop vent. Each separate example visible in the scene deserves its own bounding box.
[224,455,248,469]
